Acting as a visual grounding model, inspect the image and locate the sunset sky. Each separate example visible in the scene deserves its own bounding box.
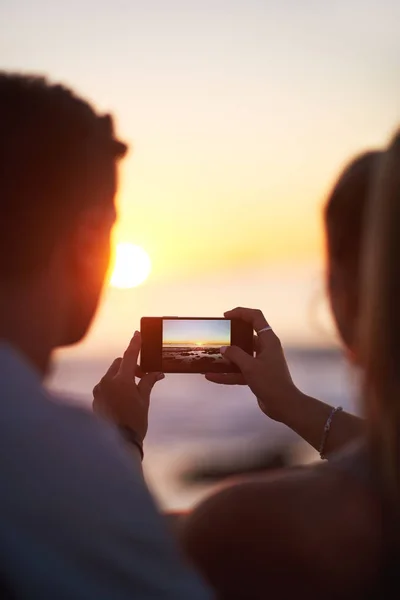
[163,319,231,347]
[2,0,400,354]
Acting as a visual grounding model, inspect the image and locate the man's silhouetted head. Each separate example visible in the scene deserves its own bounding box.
[0,73,127,351]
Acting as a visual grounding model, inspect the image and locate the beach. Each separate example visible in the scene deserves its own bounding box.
[162,345,226,372]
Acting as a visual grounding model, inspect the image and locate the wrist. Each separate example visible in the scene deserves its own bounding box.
[268,386,305,425]
[116,415,147,444]
[118,426,144,460]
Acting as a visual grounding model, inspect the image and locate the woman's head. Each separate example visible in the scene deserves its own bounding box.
[324,151,381,353]
[360,130,400,503]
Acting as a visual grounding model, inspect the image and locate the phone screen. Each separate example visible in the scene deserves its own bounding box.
[163,318,230,372]
[141,317,253,374]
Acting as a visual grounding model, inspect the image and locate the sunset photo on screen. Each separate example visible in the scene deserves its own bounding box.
[162,320,231,373]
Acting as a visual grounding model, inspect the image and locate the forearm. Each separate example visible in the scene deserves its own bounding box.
[279,391,364,457]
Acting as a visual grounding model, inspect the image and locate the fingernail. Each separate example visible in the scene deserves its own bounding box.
[157,373,165,381]
[134,330,139,338]
[220,346,228,355]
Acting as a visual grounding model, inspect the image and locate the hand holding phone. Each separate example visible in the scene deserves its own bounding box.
[140,317,253,374]
[93,332,164,445]
[206,308,300,423]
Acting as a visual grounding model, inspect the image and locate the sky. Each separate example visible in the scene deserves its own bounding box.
[163,319,231,346]
[2,0,400,354]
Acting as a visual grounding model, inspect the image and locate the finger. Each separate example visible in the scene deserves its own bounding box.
[256,327,276,350]
[92,396,108,419]
[135,365,146,379]
[224,308,274,350]
[205,373,246,385]
[224,307,269,334]
[92,383,101,398]
[138,372,165,398]
[221,345,254,373]
[104,357,122,379]
[135,364,160,378]
[118,332,141,379]
[253,335,261,355]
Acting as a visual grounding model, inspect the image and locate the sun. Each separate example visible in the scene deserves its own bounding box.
[195,342,204,346]
[110,243,151,289]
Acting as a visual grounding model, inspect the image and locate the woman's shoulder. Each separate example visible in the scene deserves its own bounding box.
[183,448,382,599]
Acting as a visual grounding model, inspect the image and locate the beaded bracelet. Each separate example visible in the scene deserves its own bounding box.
[319,406,343,460]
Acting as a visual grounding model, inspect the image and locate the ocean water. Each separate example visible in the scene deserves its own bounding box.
[46,347,360,510]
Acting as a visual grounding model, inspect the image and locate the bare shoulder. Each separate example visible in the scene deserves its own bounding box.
[182,464,382,599]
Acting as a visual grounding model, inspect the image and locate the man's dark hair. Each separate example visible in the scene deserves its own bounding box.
[0,73,127,277]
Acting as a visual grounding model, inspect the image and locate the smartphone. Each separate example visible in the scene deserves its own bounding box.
[140,317,253,374]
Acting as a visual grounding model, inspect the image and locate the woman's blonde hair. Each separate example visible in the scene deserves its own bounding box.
[360,130,400,506]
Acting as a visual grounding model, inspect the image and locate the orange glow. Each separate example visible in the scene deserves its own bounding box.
[112,167,325,282]
[110,243,151,289]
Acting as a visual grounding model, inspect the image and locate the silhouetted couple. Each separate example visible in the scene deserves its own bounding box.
[1,73,399,599]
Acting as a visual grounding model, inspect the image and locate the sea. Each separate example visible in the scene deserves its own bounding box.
[46,346,361,511]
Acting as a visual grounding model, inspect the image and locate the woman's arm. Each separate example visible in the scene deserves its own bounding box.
[206,307,363,458]
[280,390,363,457]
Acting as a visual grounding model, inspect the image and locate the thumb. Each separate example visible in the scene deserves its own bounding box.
[138,372,165,399]
[221,346,254,372]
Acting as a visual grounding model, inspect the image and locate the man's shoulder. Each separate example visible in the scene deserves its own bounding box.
[1,383,141,485]
[0,350,163,555]
[0,344,118,452]
[0,345,142,492]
